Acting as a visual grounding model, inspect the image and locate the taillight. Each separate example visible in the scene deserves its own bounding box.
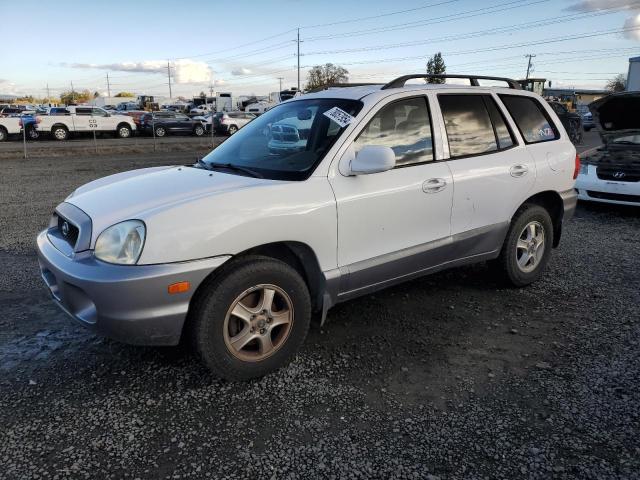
[573,153,581,180]
[36,116,42,124]
[18,119,23,127]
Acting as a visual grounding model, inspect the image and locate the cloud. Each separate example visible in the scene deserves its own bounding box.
[214,79,227,86]
[624,13,640,39]
[66,59,213,84]
[231,67,252,76]
[567,0,640,11]
[567,0,640,40]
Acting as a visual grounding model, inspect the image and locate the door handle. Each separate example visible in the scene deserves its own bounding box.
[510,164,529,177]
[422,178,447,193]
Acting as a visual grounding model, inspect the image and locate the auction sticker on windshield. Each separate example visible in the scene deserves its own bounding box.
[323,107,355,128]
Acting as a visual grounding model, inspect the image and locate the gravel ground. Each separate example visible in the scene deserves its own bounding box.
[0,149,638,479]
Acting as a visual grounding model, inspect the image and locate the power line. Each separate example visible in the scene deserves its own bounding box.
[304,0,550,41]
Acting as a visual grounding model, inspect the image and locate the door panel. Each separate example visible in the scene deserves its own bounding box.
[329,95,453,295]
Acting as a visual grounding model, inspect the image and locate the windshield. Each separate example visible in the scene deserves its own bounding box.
[201,98,363,180]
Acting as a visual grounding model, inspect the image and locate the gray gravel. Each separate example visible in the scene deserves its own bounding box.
[0,150,639,479]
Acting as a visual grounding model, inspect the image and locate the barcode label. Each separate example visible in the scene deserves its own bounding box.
[323,107,355,128]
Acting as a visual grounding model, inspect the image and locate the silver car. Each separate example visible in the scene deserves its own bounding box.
[213,111,256,135]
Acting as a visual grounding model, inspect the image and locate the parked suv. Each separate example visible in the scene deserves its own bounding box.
[139,111,206,137]
[213,111,255,135]
[37,74,578,380]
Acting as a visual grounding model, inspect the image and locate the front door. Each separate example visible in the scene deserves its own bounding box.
[329,96,453,298]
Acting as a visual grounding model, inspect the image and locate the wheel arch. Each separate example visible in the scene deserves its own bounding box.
[116,121,132,130]
[50,123,69,132]
[516,190,564,247]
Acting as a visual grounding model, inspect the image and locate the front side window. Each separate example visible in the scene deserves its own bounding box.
[439,95,497,157]
[92,108,108,117]
[201,98,363,180]
[354,97,433,167]
[499,95,559,144]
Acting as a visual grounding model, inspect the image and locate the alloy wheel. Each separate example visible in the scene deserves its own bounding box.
[223,284,294,362]
[516,221,545,273]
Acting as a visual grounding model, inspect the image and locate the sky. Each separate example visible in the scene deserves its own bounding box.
[1,0,639,100]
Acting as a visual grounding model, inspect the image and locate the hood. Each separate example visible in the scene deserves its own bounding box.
[67,165,266,241]
[589,91,640,145]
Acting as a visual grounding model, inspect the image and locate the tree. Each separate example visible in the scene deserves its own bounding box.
[305,63,349,91]
[59,89,92,104]
[114,91,135,97]
[605,74,626,92]
[426,52,446,84]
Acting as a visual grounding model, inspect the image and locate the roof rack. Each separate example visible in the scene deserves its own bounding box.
[381,74,521,90]
[308,83,382,93]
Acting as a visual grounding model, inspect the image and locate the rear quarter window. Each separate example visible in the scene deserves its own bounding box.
[499,95,559,144]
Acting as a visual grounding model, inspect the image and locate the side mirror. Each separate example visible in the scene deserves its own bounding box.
[342,145,396,176]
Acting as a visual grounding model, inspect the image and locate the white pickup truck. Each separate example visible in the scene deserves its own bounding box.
[35,106,137,141]
[0,117,22,141]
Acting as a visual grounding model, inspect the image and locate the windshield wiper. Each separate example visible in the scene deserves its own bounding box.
[208,162,264,178]
[195,158,212,170]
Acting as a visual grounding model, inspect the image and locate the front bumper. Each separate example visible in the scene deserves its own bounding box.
[575,172,640,206]
[37,230,230,345]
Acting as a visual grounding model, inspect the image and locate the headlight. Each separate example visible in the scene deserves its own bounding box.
[94,220,146,265]
[579,163,589,175]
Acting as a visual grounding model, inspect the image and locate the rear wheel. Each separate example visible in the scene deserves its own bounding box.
[227,124,238,135]
[189,256,311,380]
[496,204,554,287]
[0,127,7,142]
[154,126,166,137]
[27,126,39,140]
[51,125,68,141]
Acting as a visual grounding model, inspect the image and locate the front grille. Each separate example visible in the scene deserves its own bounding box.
[587,191,640,203]
[596,166,640,182]
[57,215,79,248]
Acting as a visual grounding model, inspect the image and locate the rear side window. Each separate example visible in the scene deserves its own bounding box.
[354,96,434,167]
[484,97,515,149]
[499,95,559,144]
[438,95,497,158]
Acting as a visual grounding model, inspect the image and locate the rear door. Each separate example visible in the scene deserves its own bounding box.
[174,113,192,131]
[73,107,92,132]
[436,93,535,237]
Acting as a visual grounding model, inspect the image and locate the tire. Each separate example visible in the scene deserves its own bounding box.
[117,124,132,138]
[193,124,205,136]
[496,204,554,287]
[51,125,68,141]
[227,125,238,135]
[189,256,311,381]
[27,126,39,140]
[154,126,166,137]
[0,127,7,142]
[584,126,592,132]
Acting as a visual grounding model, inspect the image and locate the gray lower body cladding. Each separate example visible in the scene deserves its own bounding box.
[37,230,230,346]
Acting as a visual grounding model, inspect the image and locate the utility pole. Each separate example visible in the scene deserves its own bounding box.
[106,72,111,98]
[46,83,51,104]
[525,54,536,80]
[70,81,75,104]
[277,76,284,92]
[297,28,300,91]
[167,61,172,99]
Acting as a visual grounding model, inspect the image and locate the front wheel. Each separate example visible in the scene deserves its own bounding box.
[0,127,7,142]
[189,256,311,380]
[193,124,205,136]
[496,204,554,287]
[117,124,132,138]
[51,126,68,141]
[154,126,166,137]
[227,125,238,135]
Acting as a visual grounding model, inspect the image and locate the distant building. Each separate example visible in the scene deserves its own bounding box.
[627,56,640,91]
[0,94,18,103]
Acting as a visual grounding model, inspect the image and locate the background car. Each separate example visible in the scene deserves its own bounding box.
[190,104,214,115]
[548,101,583,144]
[213,111,256,135]
[139,111,206,137]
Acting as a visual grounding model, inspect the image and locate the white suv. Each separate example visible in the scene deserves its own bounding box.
[37,74,578,380]
[36,106,137,140]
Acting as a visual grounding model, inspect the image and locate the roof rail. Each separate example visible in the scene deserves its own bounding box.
[381,74,522,90]
[308,83,382,93]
